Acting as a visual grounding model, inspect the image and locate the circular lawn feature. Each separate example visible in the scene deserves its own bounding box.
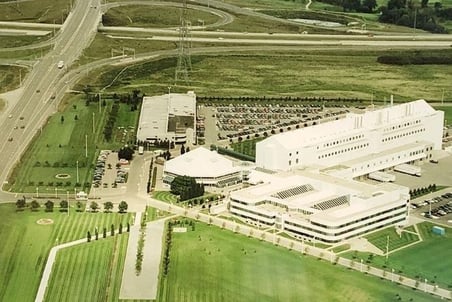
[55,173,71,179]
[36,218,54,225]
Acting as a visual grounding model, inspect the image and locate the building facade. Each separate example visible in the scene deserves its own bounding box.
[256,100,444,178]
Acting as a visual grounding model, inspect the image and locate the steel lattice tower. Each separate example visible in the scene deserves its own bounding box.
[175,0,192,84]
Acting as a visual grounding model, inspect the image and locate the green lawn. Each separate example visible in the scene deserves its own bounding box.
[0,203,132,302]
[158,222,437,301]
[0,35,51,48]
[7,95,140,193]
[44,234,129,302]
[433,106,452,126]
[344,222,452,288]
[231,137,265,158]
[365,226,420,253]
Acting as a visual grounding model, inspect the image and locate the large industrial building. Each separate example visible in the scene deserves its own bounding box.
[256,100,444,179]
[136,91,196,144]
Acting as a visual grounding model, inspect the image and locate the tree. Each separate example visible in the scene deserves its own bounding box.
[60,115,64,123]
[60,200,68,212]
[127,222,130,232]
[16,198,26,211]
[90,201,99,212]
[74,114,78,121]
[87,231,91,242]
[44,200,54,212]
[30,200,40,211]
[104,201,113,213]
[103,227,107,238]
[111,224,115,236]
[170,175,204,201]
[119,222,123,234]
[118,201,128,213]
[118,146,134,160]
[181,144,185,155]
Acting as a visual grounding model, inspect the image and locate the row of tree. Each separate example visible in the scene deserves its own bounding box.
[379,0,447,33]
[16,198,128,213]
[409,183,437,198]
[104,102,120,141]
[87,222,130,242]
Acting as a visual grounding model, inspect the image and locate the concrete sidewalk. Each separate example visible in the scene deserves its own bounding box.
[119,215,168,300]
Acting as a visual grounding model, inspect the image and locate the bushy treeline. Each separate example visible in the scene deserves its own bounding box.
[377,54,452,65]
[170,176,204,201]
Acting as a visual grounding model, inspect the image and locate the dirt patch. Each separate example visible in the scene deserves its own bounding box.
[36,218,54,225]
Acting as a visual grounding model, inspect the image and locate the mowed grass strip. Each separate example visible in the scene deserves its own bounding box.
[44,235,125,302]
[159,222,436,301]
[231,137,264,157]
[365,226,420,252]
[153,191,178,203]
[0,203,132,302]
[0,0,70,23]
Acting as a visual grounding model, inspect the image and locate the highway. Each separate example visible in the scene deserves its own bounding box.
[0,0,101,200]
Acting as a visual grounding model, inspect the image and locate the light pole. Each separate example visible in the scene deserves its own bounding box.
[92,112,95,133]
[66,191,69,216]
[76,160,79,184]
[360,259,363,272]
[36,187,39,198]
[424,278,427,292]
[385,235,389,261]
[391,268,394,282]
[55,188,58,198]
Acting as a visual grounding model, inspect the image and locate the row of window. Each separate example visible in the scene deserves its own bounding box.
[382,128,425,142]
[318,143,370,159]
[320,134,365,149]
[384,119,421,132]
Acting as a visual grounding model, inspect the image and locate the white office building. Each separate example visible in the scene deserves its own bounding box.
[163,147,242,187]
[137,91,196,144]
[230,169,410,243]
[256,100,444,179]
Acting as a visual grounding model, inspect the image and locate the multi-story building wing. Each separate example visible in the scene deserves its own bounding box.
[256,100,444,177]
[230,170,410,243]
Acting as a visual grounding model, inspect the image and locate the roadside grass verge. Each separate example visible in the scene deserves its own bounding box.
[343,222,452,288]
[0,0,70,23]
[103,5,220,28]
[0,65,28,92]
[0,203,132,302]
[157,221,436,301]
[7,94,140,193]
[0,35,51,48]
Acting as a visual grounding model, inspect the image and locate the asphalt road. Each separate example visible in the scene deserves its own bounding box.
[0,0,101,199]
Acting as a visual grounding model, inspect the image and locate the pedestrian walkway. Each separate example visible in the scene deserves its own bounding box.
[119,214,168,300]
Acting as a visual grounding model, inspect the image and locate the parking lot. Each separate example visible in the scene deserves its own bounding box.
[411,191,452,223]
[91,150,129,197]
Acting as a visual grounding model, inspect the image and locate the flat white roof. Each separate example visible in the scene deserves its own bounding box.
[232,169,407,224]
[164,147,241,178]
[137,92,196,140]
[258,99,436,150]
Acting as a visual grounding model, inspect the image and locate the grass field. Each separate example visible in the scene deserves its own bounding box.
[103,5,220,28]
[44,234,129,302]
[158,222,437,301]
[0,0,71,23]
[75,50,452,102]
[0,203,132,302]
[7,95,140,193]
[0,65,27,93]
[344,222,452,288]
